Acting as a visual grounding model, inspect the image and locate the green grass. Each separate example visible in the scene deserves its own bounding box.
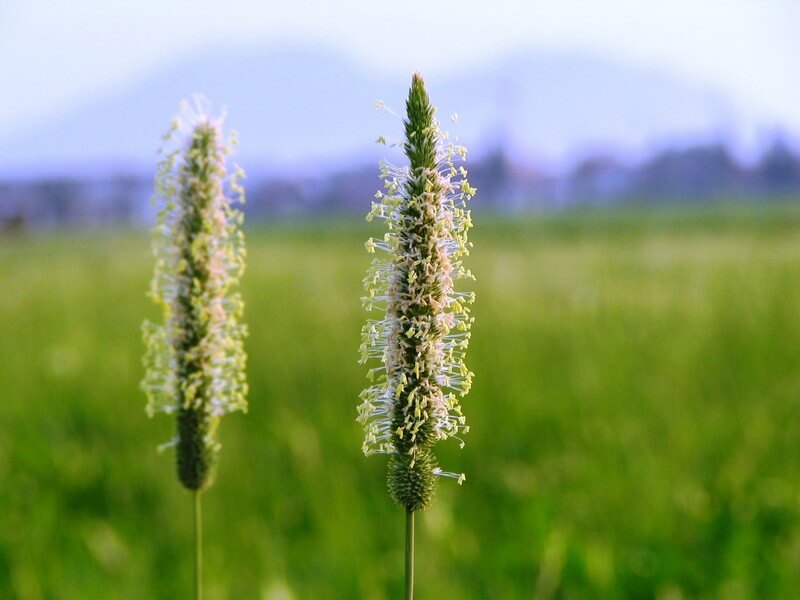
[2,205,800,598]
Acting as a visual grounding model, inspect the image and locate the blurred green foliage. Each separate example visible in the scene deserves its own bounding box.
[2,206,800,599]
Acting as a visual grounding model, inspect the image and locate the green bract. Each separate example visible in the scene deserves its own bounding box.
[359,74,476,511]
[142,99,248,491]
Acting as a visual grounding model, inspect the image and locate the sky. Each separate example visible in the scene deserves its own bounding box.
[1,0,799,141]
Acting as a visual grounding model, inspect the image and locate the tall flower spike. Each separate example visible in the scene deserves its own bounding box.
[358,74,476,512]
[142,97,248,491]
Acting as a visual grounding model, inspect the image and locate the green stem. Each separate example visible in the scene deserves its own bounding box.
[405,509,415,600]
[194,490,203,600]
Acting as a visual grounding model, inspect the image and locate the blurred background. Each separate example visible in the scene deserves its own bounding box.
[2,1,800,598]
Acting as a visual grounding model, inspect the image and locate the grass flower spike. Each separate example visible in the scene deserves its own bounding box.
[142,97,246,598]
[359,73,476,597]
[142,97,247,490]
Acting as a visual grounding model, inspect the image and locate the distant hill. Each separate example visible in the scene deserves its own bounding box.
[0,44,764,177]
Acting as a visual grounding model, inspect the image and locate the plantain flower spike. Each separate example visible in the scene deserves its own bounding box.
[358,74,476,512]
[142,97,248,491]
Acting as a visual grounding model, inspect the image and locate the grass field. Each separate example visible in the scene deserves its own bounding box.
[2,206,800,598]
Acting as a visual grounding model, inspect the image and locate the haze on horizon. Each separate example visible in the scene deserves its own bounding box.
[1,0,798,175]
[2,1,799,128]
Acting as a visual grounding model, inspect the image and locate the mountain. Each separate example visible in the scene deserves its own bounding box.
[0,44,761,177]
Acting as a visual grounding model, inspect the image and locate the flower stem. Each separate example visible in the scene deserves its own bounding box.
[405,509,415,600]
[194,490,203,600]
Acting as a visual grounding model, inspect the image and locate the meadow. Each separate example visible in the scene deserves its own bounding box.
[2,205,800,599]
